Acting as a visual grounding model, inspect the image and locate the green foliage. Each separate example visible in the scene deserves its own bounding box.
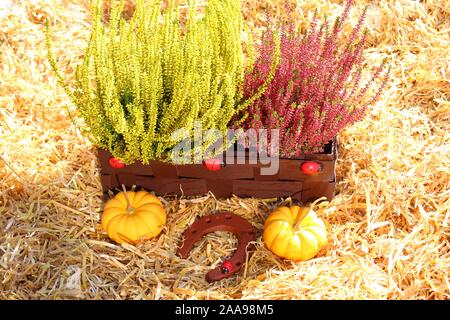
[46,0,279,164]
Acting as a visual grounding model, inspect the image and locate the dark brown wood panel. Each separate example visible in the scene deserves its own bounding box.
[97,149,112,170]
[135,176,208,196]
[206,179,233,198]
[149,161,178,178]
[176,164,254,179]
[301,181,336,203]
[97,149,154,175]
[116,173,138,188]
[232,180,302,199]
[278,159,335,181]
[100,174,119,190]
[253,166,281,180]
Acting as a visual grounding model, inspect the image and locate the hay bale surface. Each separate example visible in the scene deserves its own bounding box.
[0,0,449,299]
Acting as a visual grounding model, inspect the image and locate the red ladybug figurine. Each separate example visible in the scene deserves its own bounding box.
[301,161,322,175]
[221,260,233,274]
[203,158,224,171]
[109,157,126,169]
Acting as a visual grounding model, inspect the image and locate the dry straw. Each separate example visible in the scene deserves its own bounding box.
[1,0,449,299]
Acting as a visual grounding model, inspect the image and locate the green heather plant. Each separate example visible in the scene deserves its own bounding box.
[46,0,279,164]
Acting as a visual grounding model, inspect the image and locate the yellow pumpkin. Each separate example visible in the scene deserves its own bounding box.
[263,206,328,261]
[101,190,167,244]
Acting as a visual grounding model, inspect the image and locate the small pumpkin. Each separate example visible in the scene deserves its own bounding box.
[263,206,328,261]
[101,190,167,244]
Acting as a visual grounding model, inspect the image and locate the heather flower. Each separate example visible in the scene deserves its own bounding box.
[236,0,390,157]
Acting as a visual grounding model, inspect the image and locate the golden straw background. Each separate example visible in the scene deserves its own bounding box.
[0,0,449,299]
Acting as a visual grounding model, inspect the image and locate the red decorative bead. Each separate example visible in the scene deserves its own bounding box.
[203,158,224,171]
[221,260,233,274]
[301,161,322,175]
[108,157,125,169]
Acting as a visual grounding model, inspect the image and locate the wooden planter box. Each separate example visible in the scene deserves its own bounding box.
[98,139,337,203]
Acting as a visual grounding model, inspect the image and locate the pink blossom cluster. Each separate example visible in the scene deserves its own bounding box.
[238,0,390,156]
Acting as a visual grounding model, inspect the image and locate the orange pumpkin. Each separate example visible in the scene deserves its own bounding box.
[101,190,167,244]
[263,206,328,261]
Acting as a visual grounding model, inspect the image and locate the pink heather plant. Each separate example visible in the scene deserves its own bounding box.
[236,0,390,157]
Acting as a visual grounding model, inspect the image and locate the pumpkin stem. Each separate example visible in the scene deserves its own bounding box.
[294,208,310,230]
[121,184,134,213]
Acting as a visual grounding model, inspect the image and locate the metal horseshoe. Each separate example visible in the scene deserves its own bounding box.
[176,211,257,282]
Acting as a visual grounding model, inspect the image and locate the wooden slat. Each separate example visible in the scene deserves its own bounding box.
[301,181,336,203]
[135,176,208,196]
[232,180,302,199]
[176,164,254,179]
[97,149,154,175]
[253,166,281,180]
[149,161,178,178]
[116,173,137,188]
[100,174,118,190]
[206,179,233,198]
[277,159,335,181]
